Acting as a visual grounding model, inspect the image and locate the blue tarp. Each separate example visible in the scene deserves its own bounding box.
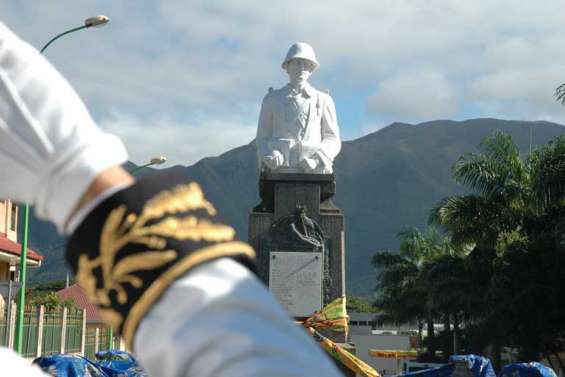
[449,354,497,377]
[499,362,557,377]
[33,350,148,377]
[33,354,109,377]
[401,364,456,377]
[95,350,148,377]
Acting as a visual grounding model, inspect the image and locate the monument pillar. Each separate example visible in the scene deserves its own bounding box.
[250,41,355,374]
[249,172,346,341]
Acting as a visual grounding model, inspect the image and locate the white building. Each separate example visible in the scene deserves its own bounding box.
[349,312,419,376]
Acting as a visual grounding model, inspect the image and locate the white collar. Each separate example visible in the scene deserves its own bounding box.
[285,83,315,98]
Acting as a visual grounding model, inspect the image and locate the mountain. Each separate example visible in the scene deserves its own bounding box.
[26,118,565,296]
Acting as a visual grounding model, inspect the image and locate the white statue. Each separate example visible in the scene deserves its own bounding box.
[256,42,341,174]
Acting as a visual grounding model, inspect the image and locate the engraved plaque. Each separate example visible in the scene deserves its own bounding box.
[269,251,323,317]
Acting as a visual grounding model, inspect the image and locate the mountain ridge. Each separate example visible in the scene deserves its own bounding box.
[27,118,565,296]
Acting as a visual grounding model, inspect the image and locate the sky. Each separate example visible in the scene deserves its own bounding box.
[2,1,565,167]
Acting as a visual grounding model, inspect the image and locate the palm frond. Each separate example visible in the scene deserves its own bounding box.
[453,154,499,195]
[429,195,504,245]
[453,131,526,198]
[372,250,403,268]
[480,131,521,166]
[530,135,565,209]
[555,83,565,105]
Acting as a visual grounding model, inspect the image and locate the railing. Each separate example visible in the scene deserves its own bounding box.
[0,302,121,359]
[0,302,88,358]
[84,327,114,360]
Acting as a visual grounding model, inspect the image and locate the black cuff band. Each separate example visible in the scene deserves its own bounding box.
[66,171,256,348]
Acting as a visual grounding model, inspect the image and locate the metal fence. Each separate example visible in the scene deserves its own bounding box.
[0,302,87,358]
[84,326,115,360]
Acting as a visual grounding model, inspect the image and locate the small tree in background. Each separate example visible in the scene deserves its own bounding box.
[555,83,565,105]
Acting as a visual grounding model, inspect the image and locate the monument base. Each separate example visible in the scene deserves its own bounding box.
[249,172,346,343]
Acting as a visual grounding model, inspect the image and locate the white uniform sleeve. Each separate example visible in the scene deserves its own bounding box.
[135,258,343,377]
[0,22,128,232]
[0,22,343,377]
[0,348,48,376]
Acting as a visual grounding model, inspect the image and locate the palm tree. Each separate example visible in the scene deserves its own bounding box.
[373,227,460,355]
[555,83,565,105]
[430,131,565,366]
[430,131,529,249]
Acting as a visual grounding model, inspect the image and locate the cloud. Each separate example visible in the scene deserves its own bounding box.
[99,114,256,166]
[367,70,457,121]
[2,1,565,165]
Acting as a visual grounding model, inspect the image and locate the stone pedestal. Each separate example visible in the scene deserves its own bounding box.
[249,172,346,342]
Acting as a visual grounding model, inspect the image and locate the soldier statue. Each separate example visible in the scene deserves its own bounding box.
[256,42,341,174]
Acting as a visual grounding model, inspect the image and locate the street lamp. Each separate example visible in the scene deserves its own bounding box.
[14,15,110,355]
[40,15,109,53]
[131,156,168,174]
[103,155,167,349]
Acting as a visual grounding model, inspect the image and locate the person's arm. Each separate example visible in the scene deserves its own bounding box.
[0,348,48,376]
[135,258,343,377]
[0,22,342,377]
[0,22,129,233]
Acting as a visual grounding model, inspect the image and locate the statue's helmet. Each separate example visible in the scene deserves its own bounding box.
[281,42,320,70]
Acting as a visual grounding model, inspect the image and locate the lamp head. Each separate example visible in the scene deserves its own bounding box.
[150,156,167,165]
[85,15,109,28]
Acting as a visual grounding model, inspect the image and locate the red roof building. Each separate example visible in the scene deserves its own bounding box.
[0,235,44,262]
[0,200,43,283]
[57,284,103,323]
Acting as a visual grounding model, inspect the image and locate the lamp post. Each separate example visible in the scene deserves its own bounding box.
[131,156,168,174]
[40,15,109,54]
[14,15,110,355]
[105,155,166,350]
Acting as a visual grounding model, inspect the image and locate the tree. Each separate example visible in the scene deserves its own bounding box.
[430,131,529,248]
[347,296,378,313]
[430,131,565,366]
[373,227,462,357]
[555,83,565,105]
[25,280,76,310]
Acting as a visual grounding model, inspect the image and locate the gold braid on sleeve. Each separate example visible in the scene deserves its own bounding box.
[66,172,256,349]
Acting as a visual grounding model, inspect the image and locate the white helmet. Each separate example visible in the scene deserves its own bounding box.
[281,42,320,70]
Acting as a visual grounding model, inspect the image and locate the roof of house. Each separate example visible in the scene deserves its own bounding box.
[57,283,102,323]
[0,235,43,261]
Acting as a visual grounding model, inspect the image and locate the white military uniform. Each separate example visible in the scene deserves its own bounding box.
[256,83,341,173]
[0,22,343,377]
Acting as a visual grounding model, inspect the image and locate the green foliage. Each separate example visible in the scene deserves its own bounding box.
[376,132,565,365]
[25,280,76,310]
[556,83,565,105]
[30,280,67,293]
[425,131,565,364]
[495,229,528,257]
[372,226,469,357]
[27,291,61,310]
[346,296,378,313]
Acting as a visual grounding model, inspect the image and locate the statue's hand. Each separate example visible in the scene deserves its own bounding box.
[263,150,284,170]
[299,156,319,172]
